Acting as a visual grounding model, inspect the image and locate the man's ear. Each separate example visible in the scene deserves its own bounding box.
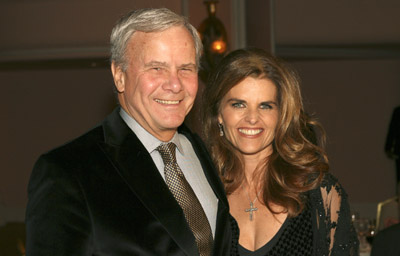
[111,62,126,93]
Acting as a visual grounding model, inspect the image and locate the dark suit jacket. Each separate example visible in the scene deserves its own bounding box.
[371,223,400,256]
[26,108,231,256]
[385,106,400,157]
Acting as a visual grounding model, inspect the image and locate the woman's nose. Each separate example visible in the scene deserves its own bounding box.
[244,108,259,124]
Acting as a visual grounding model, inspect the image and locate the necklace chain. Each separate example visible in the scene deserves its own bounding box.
[246,189,261,204]
[245,188,261,221]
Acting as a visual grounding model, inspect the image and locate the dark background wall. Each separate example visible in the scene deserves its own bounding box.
[273,0,400,217]
[1,0,399,226]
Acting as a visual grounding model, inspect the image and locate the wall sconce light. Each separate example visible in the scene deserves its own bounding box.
[197,0,228,83]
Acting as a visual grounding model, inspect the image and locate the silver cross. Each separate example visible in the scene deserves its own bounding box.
[245,202,258,221]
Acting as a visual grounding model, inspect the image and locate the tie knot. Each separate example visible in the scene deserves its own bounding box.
[157,142,177,165]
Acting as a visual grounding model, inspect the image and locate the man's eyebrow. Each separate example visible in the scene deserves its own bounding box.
[179,63,197,70]
[144,61,197,70]
[144,61,169,68]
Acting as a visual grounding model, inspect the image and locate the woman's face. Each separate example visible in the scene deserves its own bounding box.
[218,76,279,158]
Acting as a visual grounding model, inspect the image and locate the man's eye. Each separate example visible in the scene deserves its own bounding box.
[180,68,195,73]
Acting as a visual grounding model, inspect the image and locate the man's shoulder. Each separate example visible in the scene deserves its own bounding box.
[41,123,105,164]
[179,124,209,153]
[42,108,123,160]
[380,223,400,237]
[179,123,204,146]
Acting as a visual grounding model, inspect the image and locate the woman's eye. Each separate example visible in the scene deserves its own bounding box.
[232,102,245,108]
[260,104,272,109]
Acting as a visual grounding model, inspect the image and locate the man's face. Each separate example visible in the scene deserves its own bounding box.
[112,26,198,141]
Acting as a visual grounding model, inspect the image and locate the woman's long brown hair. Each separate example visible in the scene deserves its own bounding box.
[202,48,329,217]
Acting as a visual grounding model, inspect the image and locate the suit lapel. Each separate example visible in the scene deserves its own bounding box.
[178,125,229,210]
[179,125,231,255]
[98,109,199,256]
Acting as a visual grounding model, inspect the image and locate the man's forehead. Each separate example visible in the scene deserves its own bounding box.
[132,25,190,40]
[127,29,196,63]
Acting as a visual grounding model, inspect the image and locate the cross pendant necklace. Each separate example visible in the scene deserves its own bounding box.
[245,201,258,221]
[245,190,261,221]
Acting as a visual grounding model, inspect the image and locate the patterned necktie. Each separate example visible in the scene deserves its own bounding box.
[157,142,213,256]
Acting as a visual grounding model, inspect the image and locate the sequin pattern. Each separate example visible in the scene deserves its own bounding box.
[230,173,359,256]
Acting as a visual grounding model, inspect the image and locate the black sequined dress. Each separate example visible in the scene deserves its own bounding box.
[230,173,359,256]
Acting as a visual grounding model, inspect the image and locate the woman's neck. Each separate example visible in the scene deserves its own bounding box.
[243,153,270,188]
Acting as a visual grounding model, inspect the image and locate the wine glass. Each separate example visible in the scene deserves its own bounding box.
[366,219,376,245]
[353,217,371,253]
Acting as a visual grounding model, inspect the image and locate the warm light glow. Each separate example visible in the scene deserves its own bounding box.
[211,40,227,54]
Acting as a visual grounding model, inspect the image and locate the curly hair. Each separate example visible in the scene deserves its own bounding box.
[202,48,329,217]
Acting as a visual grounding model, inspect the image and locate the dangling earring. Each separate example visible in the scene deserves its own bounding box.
[218,123,224,137]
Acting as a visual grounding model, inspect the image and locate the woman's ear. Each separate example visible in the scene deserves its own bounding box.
[218,115,223,125]
[111,62,126,93]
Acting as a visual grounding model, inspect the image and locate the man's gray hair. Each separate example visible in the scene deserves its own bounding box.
[110,8,203,71]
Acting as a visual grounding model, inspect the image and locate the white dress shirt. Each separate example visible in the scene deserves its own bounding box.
[120,109,218,237]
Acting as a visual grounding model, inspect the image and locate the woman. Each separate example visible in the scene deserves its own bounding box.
[202,48,358,255]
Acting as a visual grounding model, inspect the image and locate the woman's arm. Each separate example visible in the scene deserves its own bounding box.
[318,173,359,256]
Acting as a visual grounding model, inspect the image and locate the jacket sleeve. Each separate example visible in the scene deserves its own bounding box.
[25,154,92,256]
[385,106,400,157]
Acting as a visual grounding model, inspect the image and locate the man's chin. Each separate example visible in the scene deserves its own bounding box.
[160,119,186,130]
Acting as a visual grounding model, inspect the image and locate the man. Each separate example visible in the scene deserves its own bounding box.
[26,8,231,256]
[385,106,400,185]
[371,223,400,256]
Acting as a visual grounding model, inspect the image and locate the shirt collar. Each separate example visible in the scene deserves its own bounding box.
[119,108,185,155]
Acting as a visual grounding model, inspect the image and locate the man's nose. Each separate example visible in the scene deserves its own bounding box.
[163,72,183,93]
